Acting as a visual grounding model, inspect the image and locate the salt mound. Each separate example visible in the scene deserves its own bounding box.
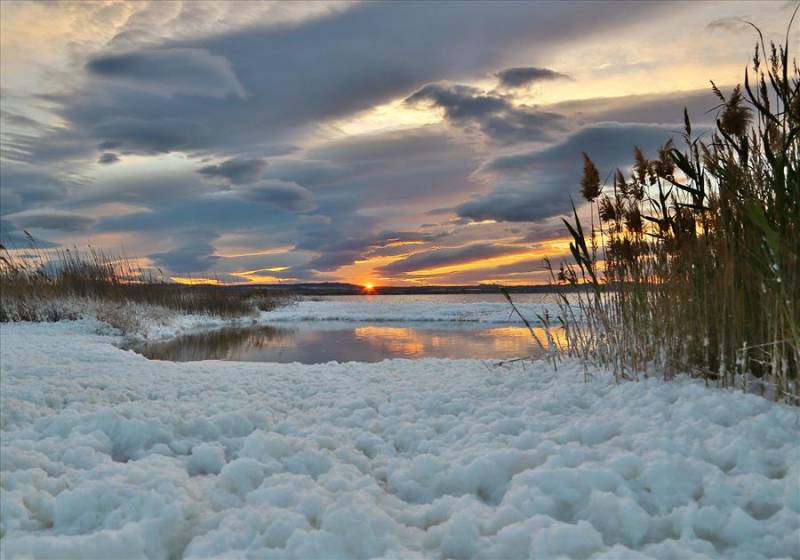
[1,321,798,559]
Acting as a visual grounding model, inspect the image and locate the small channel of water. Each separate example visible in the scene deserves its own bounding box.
[126,322,556,364]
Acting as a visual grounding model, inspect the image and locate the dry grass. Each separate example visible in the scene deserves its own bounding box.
[0,241,288,327]
[541,20,799,403]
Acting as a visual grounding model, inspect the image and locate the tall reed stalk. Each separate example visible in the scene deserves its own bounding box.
[549,20,799,403]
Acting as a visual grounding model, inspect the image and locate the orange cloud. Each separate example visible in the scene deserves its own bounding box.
[171,277,223,286]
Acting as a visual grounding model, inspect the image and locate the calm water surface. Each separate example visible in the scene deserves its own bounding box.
[128,294,567,363]
[128,322,558,363]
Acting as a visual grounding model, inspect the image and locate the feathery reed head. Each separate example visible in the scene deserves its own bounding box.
[580,152,602,202]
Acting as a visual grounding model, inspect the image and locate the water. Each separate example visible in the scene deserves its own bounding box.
[303,293,561,304]
[128,293,567,363]
[128,322,555,363]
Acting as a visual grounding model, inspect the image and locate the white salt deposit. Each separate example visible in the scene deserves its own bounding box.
[263,296,561,325]
[1,318,798,559]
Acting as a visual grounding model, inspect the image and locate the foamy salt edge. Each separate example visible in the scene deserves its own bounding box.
[1,312,798,559]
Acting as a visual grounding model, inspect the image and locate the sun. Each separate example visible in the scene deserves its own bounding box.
[363,282,375,292]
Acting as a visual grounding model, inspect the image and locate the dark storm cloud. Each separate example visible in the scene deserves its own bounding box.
[459,122,678,222]
[405,83,566,144]
[87,48,246,98]
[8,212,94,232]
[378,243,528,275]
[197,157,268,184]
[495,67,569,88]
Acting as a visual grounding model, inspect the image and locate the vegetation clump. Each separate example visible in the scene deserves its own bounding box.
[549,22,799,403]
[0,241,286,330]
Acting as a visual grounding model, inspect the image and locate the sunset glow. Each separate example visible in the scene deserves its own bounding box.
[170,277,223,286]
[1,1,794,287]
[2,4,796,558]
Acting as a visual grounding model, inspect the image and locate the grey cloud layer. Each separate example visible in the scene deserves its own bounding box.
[150,230,221,274]
[239,181,316,213]
[405,84,566,144]
[50,1,663,158]
[458,123,679,222]
[87,48,247,98]
[2,1,702,281]
[495,67,570,88]
[198,157,268,184]
[6,212,94,232]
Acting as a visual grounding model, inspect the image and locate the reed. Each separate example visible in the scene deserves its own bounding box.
[548,19,799,403]
[0,238,285,326]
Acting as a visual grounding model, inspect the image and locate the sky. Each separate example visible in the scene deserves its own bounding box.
[1,0,797,286]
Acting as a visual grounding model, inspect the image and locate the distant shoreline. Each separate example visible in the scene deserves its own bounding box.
[221,283,591,296]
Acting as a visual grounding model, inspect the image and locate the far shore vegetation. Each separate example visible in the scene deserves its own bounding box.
[0,241,288,331]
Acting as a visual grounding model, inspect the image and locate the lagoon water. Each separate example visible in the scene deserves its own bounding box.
[130,293,563,363]
[128,321,555,363]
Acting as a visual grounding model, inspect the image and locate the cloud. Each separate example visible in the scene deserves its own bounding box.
[198,157,268,184]
[495,67,569,88]
[549,89,719,126]
[706,17,751,33]
[302,239,374,272]
[239,180,316,212]
[150,229,220,274]
[459,122,678,222]
[87,48,247,98]
[1,109,49,131]
[91,116,209,154]
[7,211,94,232]
[1,1,687,282]
[307,126,458,165]
[97,152,120,165]
[1,125,94,165]
[34,1,665,159]
[268,126,483,214]
[0,220,58,249]
[0,165,73,216]
[264,160,359,188]
[405,83,566,144]
[293,204,381,273]
[457,188,570,223]
[378,243,527,275]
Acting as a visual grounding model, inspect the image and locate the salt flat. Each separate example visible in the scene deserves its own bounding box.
[1,319,798,559]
